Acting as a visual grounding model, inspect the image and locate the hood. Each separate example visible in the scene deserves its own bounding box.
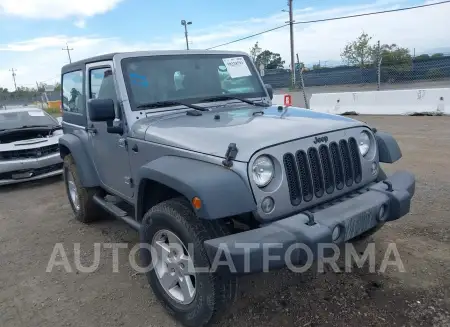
[131,106,365,162]
[0,130,61,151]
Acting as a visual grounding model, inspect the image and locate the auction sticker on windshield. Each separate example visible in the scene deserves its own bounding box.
[28,111,45,117]
[222,57,252,78]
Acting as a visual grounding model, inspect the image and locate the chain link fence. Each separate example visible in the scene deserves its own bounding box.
[0,90,61,112]
[262,54,450,108]
[0,92,42,108]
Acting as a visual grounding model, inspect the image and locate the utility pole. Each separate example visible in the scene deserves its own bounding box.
[282,1,296,87]
[9,68,17,91]
[181,20,192,50]
[288,0,296,88]
[62,43,73,63]
[36,81,45,109]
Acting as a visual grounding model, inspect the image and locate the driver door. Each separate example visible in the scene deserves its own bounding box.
[86,62,133,199]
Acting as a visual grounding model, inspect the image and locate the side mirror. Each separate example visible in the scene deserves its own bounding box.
[88,98,116,122]
[265,84,273,100]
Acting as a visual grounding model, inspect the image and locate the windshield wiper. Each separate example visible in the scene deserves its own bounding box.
[198,96,269,107]
[0,125,54,134]
[20,125,52,129]
[137,100,208,111]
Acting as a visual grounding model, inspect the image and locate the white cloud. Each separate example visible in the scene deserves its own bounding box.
[74,19,86,29]
[0,0,124,19]
[0,0,449,90]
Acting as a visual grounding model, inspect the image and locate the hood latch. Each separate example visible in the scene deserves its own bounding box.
[222,143,238,168]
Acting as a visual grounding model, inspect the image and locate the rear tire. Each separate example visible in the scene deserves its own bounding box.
[63,154,104,223]
[139,197,238,327]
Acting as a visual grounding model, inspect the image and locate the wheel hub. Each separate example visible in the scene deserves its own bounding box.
[151,230,196,305]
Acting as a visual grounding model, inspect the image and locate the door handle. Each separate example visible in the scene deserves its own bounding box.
[87,124,97,134]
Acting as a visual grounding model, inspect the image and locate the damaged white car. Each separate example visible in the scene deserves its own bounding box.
[0,106,63,185]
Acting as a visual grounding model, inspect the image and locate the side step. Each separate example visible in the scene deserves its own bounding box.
[93,194,141,230]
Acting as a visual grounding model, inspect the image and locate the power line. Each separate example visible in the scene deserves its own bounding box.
[206,25,288,50]
[206,0,450,50]
[292,0,450,25]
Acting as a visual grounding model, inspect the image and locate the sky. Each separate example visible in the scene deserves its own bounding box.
[0,0,449,90]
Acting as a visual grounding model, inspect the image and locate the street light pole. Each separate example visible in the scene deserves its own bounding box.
[181,20,192,50]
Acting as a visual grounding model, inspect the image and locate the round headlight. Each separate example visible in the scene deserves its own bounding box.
[252,155,274,187]
[358,131,371,156]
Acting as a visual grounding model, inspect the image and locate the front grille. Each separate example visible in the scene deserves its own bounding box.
[0,144,59,160]
[0,163,63,180]
[283,137,362,206]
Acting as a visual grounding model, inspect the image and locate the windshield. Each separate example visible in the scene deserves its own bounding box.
[0,110,58,130]
[121,54,266,110]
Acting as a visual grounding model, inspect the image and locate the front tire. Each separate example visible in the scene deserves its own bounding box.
[139,198,238,327]
[63,154,104,223]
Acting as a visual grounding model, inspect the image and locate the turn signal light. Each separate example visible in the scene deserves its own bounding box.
[192,197,202,210]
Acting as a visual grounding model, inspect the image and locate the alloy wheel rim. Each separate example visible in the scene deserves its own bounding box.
[67,172,80,211]
[151,229,196,305]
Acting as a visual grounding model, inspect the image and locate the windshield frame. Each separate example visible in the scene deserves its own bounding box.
[0,109,59,131]
[120,53,268,112]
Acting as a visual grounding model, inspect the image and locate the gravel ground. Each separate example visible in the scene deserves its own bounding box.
[0,116,449,327]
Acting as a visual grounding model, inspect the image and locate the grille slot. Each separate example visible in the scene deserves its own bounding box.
[319,145,335,194]
[295,150,314,202]
[308,148,324,198]
[348,137,362,183]
[339,139,354,187]
[329,142,345,190]
[0,144,59,160]
[283,153,302,206]
[283,136,364,205]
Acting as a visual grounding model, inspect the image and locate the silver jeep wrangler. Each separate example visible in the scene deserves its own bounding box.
[59,50,415,327]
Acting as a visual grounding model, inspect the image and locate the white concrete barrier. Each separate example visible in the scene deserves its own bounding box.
[310,88,450,115]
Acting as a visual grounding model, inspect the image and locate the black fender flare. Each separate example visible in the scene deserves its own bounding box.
[136,156,256,220]
[375,131,402,163]
[59,133,100,187]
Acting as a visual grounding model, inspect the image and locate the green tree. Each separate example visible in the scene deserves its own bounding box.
[340,32,375,67]
[249,42,262,63]
[415,54,430,61]
[255,50,285,69]
[378,44,412,66]
[431,53,444,58]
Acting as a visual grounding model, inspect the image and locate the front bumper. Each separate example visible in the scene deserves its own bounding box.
[204,170,415,274]
[0,153,63,186]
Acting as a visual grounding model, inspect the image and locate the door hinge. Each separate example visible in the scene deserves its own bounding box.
[124,176,134,187]
[118,138,128,150]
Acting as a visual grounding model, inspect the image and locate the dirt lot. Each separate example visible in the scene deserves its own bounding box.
[1,116,449,327]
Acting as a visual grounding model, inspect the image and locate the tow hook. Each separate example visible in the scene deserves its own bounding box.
[383,180,394,192]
